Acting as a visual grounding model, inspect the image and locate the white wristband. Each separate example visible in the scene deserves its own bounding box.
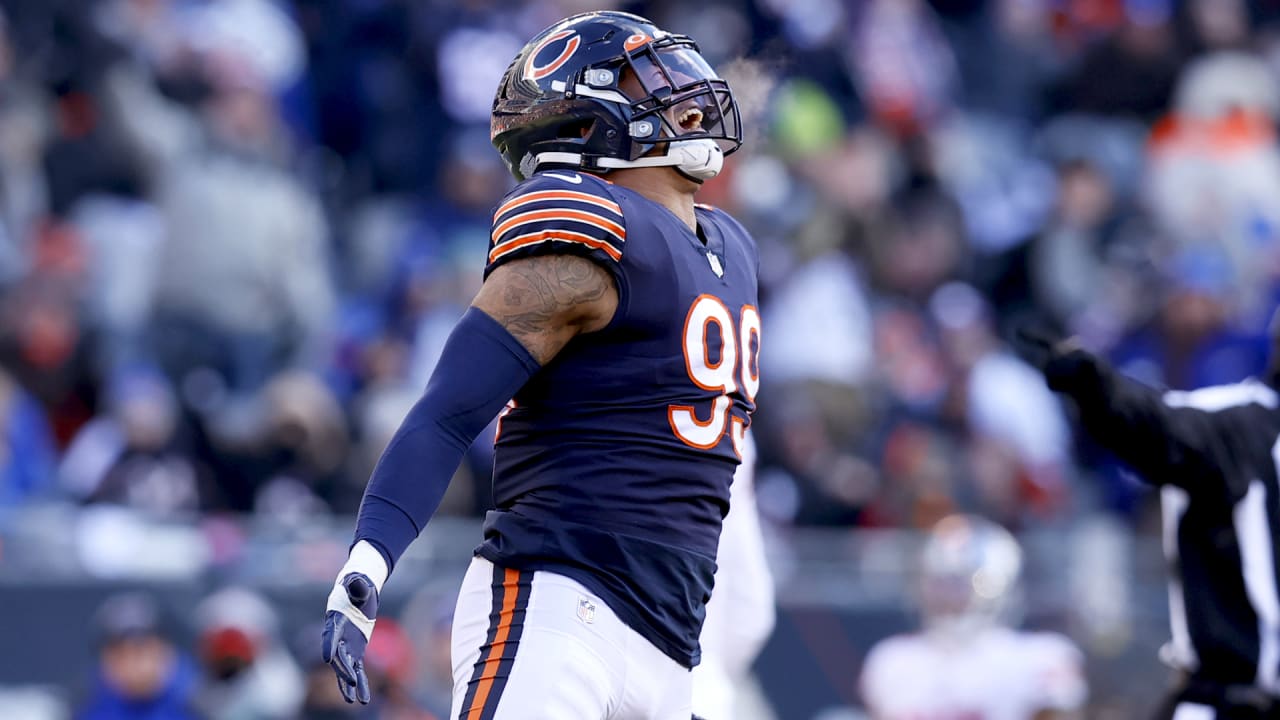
[338,540,390,593]
[326,541,390,640]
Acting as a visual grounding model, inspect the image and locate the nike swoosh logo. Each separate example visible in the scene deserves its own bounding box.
[543,172,583,184]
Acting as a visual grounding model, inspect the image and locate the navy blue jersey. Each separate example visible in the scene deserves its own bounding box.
[474,170,760,667]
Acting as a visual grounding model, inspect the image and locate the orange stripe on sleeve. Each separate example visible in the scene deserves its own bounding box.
[488,229,624,264]
[494,190,622,220]
[465,568,521,720]
[493,208,625,244]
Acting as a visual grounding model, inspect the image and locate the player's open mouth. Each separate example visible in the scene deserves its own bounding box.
[678,107,704,132]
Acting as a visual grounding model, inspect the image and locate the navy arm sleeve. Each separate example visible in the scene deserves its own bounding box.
[1047,350,1234,489]
[354,307,540,570]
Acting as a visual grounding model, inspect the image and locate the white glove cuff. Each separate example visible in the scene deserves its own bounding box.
[339,540,390,592]
[326,541,389,641]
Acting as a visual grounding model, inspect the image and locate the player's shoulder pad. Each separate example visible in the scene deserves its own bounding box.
[1017,630,1084,663]
[859,632,925,700]
[861,632,925,672]
[488,170,626,267]
[1018,630,1087,708]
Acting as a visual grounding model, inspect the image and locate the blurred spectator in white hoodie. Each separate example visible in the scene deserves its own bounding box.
[193,587,305,720]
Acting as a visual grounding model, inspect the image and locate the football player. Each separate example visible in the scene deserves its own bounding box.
[322,11,759,720]
[860,515,1087,720]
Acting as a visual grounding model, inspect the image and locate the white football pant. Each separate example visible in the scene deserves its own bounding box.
[450,556,692,719]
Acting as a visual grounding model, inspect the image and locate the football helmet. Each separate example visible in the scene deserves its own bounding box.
[917,514,1023,639]
[491,11,742,183]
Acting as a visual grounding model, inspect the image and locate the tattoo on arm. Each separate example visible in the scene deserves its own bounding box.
[473,254,618,365]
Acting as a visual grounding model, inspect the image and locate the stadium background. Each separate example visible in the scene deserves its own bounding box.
[0,0,1277,717]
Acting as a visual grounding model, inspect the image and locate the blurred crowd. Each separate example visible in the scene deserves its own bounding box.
[2,0,1280,610]
[71,585,457,720]
[4,0,1278,717]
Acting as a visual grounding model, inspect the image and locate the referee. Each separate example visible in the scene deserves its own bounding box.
[1018,324,1280,720]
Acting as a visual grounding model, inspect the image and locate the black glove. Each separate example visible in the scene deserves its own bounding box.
[322,572,379,704]
[1012,324,1101,395]
[1012,324,1066,370]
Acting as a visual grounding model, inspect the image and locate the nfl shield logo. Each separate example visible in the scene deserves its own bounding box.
[706,251,724,278]
[576,597,596,624]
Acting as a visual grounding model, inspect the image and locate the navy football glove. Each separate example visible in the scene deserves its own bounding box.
[322,572,379,704]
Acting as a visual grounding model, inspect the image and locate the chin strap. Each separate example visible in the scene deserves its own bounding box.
[533,138,724,181]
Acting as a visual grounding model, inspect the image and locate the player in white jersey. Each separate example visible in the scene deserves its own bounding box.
[860,514,1087,720]
[693,432,776,720]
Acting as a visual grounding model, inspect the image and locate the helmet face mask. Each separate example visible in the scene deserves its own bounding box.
[614,41,741,155]
[491,12,742,181]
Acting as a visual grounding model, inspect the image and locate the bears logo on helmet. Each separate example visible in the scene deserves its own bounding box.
[523,30,582,82]
[491,11,742,183]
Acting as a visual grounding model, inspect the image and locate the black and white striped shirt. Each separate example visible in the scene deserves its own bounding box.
[1065,369,1280,693]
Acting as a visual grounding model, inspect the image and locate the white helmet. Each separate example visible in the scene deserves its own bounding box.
[917,514,1023,639]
